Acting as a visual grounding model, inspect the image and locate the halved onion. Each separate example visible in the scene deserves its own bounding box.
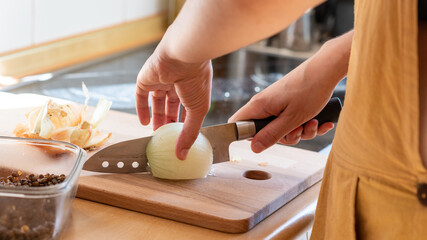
[146,123,213,180]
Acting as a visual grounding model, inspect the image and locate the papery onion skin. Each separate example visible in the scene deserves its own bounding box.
[13,94,112,150]
[146,123,213,180]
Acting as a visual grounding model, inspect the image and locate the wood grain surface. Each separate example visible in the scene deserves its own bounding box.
[62,183,321,240]
[0,93,327,233]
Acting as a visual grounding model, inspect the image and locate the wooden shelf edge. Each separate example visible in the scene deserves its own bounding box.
[0,13,168,79]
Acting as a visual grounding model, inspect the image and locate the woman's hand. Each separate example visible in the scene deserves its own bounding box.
[229,62,335,153]
[136,48,213,160]
[228,31,353,153]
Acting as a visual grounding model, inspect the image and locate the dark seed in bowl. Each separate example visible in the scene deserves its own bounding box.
[0,171,66,188]
[0,171,67,239]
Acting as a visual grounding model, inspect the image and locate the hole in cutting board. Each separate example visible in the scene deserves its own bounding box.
[242,170,272,180]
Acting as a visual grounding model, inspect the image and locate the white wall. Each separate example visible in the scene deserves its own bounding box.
[0,1,33,54]
[0,0,168,54]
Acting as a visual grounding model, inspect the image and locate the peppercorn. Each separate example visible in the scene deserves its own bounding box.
[0,171,66,188]
[0,170,66,239]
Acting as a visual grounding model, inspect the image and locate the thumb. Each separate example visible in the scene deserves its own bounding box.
[175,111,205,160]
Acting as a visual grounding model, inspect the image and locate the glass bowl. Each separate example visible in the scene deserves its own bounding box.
[0,136,86,240]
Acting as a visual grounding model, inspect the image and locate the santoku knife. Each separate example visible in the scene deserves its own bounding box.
[83,97,342,173]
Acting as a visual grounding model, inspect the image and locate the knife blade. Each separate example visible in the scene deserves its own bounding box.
[83,137,152,173]
[83,97,342,173]
[83,121,246,173]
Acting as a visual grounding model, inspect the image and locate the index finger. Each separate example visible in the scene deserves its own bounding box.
[175,110,205,160]
[228,99,273,123]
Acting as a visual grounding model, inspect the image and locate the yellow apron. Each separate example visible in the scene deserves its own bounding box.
[311,0,425,239]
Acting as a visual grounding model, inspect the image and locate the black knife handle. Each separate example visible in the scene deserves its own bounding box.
[253,97,342,133]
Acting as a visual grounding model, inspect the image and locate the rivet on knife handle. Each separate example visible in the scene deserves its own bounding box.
[252,97,342,134]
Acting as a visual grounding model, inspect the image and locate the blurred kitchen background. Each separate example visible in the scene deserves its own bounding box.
[0,0,354,152]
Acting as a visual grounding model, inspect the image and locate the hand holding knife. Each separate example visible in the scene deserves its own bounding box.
[84,97,342,173]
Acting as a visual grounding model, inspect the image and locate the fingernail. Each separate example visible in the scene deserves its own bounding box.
[252,142,266,153]
[179,149,189,160]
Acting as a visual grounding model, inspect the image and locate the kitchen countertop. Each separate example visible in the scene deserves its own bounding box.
[0,92,326,239]
[62,182,321,240]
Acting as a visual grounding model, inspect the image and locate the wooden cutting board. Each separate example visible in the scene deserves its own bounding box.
[0,93,327,233]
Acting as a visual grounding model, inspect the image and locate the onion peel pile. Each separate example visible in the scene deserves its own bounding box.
[13,83,112,151]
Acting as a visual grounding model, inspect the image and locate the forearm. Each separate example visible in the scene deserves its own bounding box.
[160,0,324,63]
[303,30,354,89]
